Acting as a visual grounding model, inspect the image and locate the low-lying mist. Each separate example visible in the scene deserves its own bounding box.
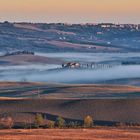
[1,52,140,85]
[1,65,140,84]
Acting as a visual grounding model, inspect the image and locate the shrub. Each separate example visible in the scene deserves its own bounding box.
[84,115,93,128]
[0,116,13,129]
[34,113,44,128]
[56,116,65,128]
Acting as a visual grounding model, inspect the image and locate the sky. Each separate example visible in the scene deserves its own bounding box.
[0,0,140,24]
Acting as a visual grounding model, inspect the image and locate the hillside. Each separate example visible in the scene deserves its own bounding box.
[1,98,140,125]
[1,82,140,125]
[0,54,63,65]
[0,22,140,53]
[0,82,140,99]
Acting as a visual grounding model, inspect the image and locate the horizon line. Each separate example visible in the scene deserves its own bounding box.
[1,21,140,25]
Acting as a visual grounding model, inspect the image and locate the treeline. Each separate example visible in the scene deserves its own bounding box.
[4,51,35,57]
[1,114,140,129]
[0,114,93,129]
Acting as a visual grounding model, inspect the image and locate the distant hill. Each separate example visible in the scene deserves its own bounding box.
[0,53,62,65]
[0,22,140,53]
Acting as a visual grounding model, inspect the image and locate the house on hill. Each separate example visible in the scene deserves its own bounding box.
[62,62,80,69]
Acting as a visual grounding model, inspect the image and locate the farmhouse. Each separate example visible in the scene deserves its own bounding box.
[62,62,80,69]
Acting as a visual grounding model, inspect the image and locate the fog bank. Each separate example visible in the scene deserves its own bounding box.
[1,65,140,84]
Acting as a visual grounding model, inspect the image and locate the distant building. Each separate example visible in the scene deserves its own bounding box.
[62,62,80,69]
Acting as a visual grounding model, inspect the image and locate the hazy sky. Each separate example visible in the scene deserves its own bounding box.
[0,0,140,23]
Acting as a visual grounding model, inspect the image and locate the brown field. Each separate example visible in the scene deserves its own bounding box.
[0,128,140,140]
[0,82,45,89]
[1,82,140,98]
[1,98,140,125]
[14,23,76,35]
[1,82,140,139]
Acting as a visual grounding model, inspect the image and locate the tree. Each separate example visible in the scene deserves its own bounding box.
[84,115,93,128]
[34,114,44,128]
[56,116,65,128]
[47,120,55,128]
[0,116,13,129]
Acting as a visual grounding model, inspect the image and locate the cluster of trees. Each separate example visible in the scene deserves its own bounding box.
[34,114,94,129]
[4,50,35,56]
[1,114,140,129]
[116,122,140,127]
[0,114,94,129]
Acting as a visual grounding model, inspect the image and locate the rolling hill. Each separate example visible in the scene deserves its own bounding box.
[0,54,63,65]
[0,82,140,125]
[0,22,140,53]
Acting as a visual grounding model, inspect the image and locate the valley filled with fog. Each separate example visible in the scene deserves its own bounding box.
[1,53,140,86]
